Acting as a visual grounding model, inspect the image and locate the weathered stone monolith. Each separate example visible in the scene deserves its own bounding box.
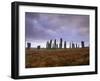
[27,42,31,48]
[81,41,85,48]
[49,40,52,48]
[37,45,40,49]
[54,39,57,48]
[64,41,66,48]
[72,43,75,48]
[76,43,77,48]
[46,41,49,48]
[69,42,71,48]
[59,38,63,48]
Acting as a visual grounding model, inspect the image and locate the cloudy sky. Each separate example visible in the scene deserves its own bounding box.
[25,12,89,48]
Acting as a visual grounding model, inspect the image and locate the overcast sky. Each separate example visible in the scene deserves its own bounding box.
[25,12,89,48]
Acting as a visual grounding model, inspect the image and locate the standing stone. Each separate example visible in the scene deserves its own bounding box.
[69,42,72,48]
[37,45,40,49]
[49,40,52,48]
[76,43,77,48]
[27,42,31,48]
[81,41,85,48]
[54,39,57,48]
[46,41,49,48]
[64,41,66,48]
[59,38,63,48]
[48,41,51,49]
[72,43,75,48]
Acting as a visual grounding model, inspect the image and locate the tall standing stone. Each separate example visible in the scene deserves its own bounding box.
[76,43,77,48]
[72,42,75,48]
[64,41,66,48]
[54,39,57,48]
[81,41,85,48]
[69,42,71,48]
[59,38,63,48]
[46,41,49,48]
[49,40,52,48]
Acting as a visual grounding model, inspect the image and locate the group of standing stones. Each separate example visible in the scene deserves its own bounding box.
[27,38,85,49]
[46,38,85,49]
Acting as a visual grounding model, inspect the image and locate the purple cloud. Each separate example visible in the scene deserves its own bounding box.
[25,12,89,44]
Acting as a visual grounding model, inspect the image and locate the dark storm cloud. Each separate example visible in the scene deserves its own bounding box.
[25,12,89,42]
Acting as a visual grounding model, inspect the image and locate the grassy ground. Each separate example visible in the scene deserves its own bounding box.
[25,47,89,68]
